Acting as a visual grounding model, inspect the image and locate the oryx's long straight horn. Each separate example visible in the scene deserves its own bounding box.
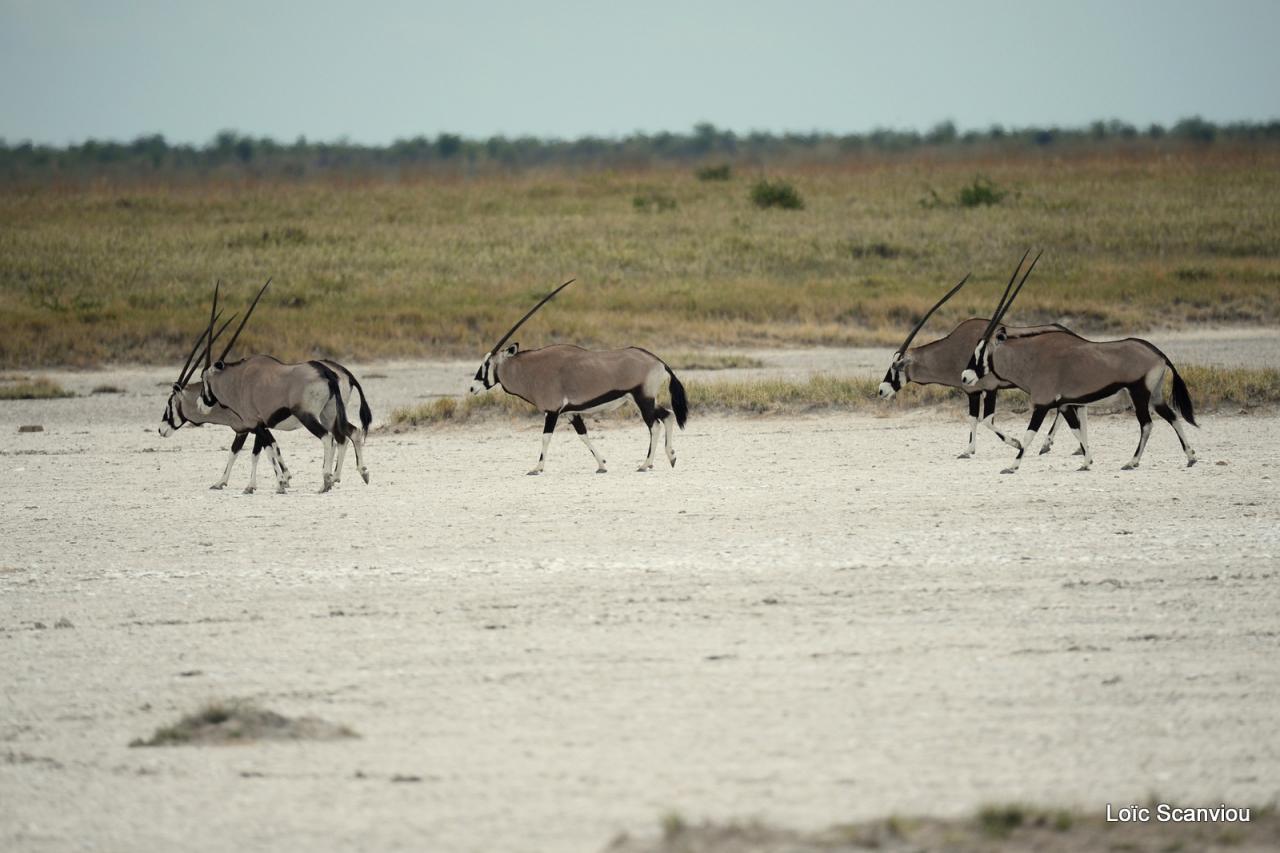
[488,279,576,357]
[177,309,222,387]
[897,273,971,354]
[977,249,1030,347]
[204,280,221,372]
[981,250,1042,348]
[216,278,272,364]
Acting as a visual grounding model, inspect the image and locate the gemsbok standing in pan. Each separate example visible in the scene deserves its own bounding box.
[196,281,373,492]
[961,253,1198,473]
[469,279,689,475]
[877,258,1084,459]
[159,309,294,492]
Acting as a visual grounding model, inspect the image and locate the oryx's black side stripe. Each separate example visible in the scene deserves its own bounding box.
[560,388,633,414]
[266,407,294,428]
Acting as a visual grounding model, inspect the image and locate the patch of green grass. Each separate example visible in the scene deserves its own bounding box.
[695,163,732,181]
[957,175,1008,207]
[749,178,804,210]
[91,384,124,394]
[1179,365,1280,410]
[0,378,75,399]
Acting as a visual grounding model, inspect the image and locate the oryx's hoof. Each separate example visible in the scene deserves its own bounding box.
[595,466,608,474]
[320,475,334,493]
[210,483,226,491]
[1073,446,1087,456]
[243,486,256,494]
[668,455,677,468]
[636,465,651,473]
[276,485,288,495]
[526,469,542,476]
[360,468,371,485]
[1076,464,1092,472]
[1121,461,1139,471]
[957,451,973,459]
[1000,467,1018,475]
[1038,444,1053,455]
[1186,458,1198,468]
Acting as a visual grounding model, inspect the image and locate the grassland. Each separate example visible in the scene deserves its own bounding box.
[2,145,1278,368]
[0,377,74,399]
[389,365,1280,426]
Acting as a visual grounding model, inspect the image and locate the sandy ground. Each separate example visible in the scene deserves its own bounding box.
[2,331,1279,853]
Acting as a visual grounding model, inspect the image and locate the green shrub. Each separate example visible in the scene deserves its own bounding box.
[750,179,804,210]
[957,176,1006,207]
[633,192,677,212]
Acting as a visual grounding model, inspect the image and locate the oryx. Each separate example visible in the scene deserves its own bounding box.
[877,265,1084,458]
[196,281,371,492]
[159,310,294,492]
[469,279,689,475]
[961,253,1198,473]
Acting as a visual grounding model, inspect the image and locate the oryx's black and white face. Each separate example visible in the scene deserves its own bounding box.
[879,352,907,399]
[158,383,197,436]
[469,343,518,395]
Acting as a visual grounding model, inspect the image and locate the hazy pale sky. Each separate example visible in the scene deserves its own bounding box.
[2,0,1277,145]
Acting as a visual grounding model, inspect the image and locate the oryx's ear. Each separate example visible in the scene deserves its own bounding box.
[505,343,519,356]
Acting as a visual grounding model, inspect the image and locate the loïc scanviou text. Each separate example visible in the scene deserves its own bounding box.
[1107,804,1251,823]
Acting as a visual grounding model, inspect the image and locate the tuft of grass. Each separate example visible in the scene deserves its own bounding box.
[659,812,687,841]
[976,805,1026,838]
[749,178,804,210]
[695,163,732,181]
[130,699,356,747]
[0,378,75,400]
[957,175,1007,207]
[91,384,125,394]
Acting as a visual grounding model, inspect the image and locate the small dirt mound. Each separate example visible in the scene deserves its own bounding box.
[130,700,357,747]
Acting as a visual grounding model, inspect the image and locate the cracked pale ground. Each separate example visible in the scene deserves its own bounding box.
[2,348,1277,852]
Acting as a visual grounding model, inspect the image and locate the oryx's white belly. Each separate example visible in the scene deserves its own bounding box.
[271,416,304,431]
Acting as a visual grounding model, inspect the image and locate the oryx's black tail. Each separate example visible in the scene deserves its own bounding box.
[325,360,373,436]
[1170,364,1197,427]
[665,366,688,429]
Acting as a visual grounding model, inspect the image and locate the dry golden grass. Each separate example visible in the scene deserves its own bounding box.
[389,365,1280,426]
[0,377,75,399]
[2,146,1278,368]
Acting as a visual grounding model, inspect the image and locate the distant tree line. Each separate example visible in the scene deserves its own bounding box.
[2,119,1277,183]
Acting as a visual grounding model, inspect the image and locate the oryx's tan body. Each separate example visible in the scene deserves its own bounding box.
[496,345,670,412]
[972,332,1172,405]
[205,356,342,426]
[903,318,1073,388]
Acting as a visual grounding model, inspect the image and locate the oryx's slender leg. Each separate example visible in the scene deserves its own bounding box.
[320,434,336,491]
[348,429,371,484]
[655,405,677,468]
[333,434,349,485]
[245,431,271,494]
[1121,384,1153,470]
[1154,403,1197,467]
[958,393,980,459]
[570,414,607,473]
[212,432,249,490]
[634,395,660,471]
[1039,409,1062,454]
[1001,404,1052,474]
[979,390,1021,451]
[1061,406,1093,471]
[529,411,558,475]
[256,428,287,493]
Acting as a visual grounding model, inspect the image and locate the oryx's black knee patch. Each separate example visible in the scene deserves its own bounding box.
[570,415,587,435]
[231,432,248,453]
